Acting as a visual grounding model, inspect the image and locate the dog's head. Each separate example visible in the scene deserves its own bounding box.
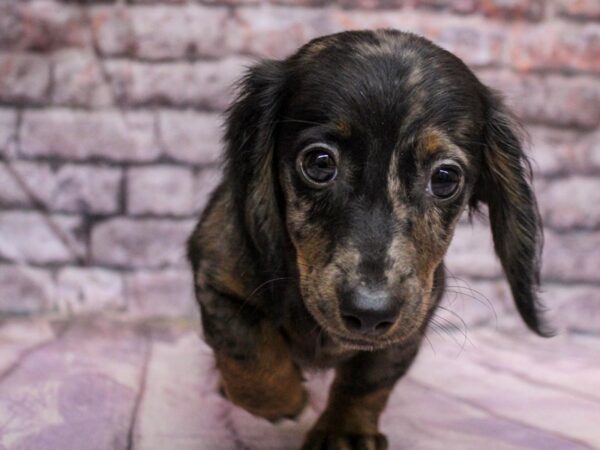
[225,30,550,349]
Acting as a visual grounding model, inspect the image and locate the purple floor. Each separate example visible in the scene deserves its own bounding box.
[0,318,598,450]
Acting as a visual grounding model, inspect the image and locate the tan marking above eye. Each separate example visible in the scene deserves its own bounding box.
[420,128,444,155]
[418,128,471,167]
[334,120,352,138]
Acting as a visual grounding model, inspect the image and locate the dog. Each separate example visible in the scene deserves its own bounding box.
[187,29,551,450]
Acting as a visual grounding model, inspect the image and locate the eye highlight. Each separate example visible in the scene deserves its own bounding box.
[296,144,338,188]
[427,163,463,199]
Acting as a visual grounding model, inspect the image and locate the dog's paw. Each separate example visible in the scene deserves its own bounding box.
[300,431,388,450]
[265,387,309,424]
[219,377,308,423]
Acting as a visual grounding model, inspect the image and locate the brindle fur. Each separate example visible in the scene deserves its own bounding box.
[188,29,550,450]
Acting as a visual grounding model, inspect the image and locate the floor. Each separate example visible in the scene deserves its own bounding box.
[0,317,598,450]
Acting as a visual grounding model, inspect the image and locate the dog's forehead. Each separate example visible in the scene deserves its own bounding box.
[286,30,484,150]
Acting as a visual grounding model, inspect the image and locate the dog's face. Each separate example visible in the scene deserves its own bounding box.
[225,30,550,349]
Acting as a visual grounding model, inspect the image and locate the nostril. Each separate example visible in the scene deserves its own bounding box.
[342,314,362,331]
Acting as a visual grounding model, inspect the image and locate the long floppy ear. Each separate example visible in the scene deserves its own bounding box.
[474,89,553,337]
[224,60,287,272]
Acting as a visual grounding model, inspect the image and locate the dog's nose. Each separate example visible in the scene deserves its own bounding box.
[340,288,400,335]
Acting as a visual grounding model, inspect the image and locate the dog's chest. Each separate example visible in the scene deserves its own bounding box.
[282,325,357,369]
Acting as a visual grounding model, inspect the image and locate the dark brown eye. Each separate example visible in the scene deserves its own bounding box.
[297,145,338,187]
[428,165,462,199]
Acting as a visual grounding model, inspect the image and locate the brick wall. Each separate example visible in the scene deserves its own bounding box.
[0,0,598,334]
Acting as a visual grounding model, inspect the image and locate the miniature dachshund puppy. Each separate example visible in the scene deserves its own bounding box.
[187,29,550,450]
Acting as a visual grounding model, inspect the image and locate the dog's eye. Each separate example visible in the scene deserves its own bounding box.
[428,165,462,199]
[297,145,338,187]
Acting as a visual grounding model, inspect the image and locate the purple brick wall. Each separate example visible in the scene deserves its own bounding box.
[0,0,598,334]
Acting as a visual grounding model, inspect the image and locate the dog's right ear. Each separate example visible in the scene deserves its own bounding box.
[224,60,287,270]
[472,88,553,337]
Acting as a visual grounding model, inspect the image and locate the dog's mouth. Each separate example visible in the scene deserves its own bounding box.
[328,332,381,350]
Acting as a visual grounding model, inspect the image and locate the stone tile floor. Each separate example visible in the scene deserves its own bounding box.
[0,318,598,450]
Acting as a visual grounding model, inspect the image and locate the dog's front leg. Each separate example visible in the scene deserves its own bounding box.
[199,288,307,422]
[301,342,420,450]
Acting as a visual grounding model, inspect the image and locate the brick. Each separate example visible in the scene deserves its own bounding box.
[0,110,17,157]
[20,109,160,162]
[106,58,246,110]
[0,212,85,265]
[511,23,600,73]
[92,5,229,59]
[421,19,505,67]
[159,111,222,164]
[0,1,90,51]
[0,53,51,104]
[528,127,600,176]
[125,269,197,317]
[421,0,544,18]
[328,7,418,33]
[414,0,476,14]
[557,0,600,20]
[543,230,600,282]
[477,0,545,20]
[537,177,600,230]
[0,161,122,214]
[127,166,196,216]
[52,50,113,108]
[0,265,55,314]
[56,267,125,314]
[542,283,600,335]
[445,220,503,278]
[274,0,329,5]
[229,7,335,59]
[129,5,230,60]
[90,5,134,56]
[130,0,191,3]
[0,162,26,207]
[575,129,600,173]
[528,126,580,176]
[91,218,195,268]
[0,3,21,50]
[449,213,600,284]
[194,168,222,213]
[479,71,600,129]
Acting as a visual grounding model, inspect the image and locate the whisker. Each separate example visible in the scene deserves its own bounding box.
[441,266,498,325]
[423,333,436,355]
[222,276,296,327]
[245,277,296,302]
[432,307,472,355]
[274,118,325,127]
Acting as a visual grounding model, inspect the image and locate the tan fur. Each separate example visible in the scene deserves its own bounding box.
[335,120,352,138]
[218,320,307,421]
[313,384,392,434]
[192,190,253,299]
[417,127,471,165]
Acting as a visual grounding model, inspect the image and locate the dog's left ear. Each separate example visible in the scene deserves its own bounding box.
[224,60,287,272]
[473,89,553,337]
